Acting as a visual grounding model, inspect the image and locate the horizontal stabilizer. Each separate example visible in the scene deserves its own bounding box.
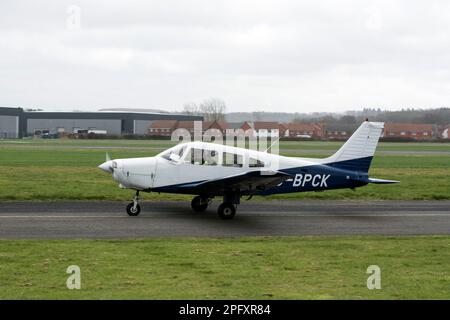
[350,176,399,184]
[367,178,399,184]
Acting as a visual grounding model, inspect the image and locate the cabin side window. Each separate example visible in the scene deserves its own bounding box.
[191,148,204,165]
[222,152,243,167]
[203,149,218,166]
[184,148,218,165]
[249,157,265,168]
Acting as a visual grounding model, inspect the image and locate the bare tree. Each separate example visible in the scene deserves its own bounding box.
[199,98,226,122]
[182,98,227,121]
[182,102,202,116]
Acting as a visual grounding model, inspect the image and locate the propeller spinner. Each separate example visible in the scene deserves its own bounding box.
[98,153,114,173]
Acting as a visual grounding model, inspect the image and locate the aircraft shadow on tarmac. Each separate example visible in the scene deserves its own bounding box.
[130,202,392,232]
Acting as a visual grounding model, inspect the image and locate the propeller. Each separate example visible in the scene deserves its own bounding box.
[98,153,114,173]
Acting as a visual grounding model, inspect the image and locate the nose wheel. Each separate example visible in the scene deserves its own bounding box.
[126,191,141,216]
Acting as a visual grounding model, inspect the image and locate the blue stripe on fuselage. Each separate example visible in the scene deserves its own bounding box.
[259,156,373,195]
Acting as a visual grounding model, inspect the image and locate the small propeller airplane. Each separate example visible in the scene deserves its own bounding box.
[98,120,398,219]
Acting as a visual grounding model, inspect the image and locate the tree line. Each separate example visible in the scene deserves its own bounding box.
[294,108,450,125]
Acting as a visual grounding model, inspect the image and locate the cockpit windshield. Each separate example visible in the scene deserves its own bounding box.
[159,145,186,162]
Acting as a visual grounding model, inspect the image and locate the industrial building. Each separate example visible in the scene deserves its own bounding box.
[0,107,202,138]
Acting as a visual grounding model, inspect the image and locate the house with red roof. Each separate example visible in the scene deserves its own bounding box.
[148,120,179,136]
[285,123,324,139]
[253,121,280,137]
[384,123,435,140]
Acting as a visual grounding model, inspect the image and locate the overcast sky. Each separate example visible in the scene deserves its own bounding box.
[1,0,450,113]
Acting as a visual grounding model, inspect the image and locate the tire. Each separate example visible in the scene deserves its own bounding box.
[126,202,141,216]
[191,196,208,212]
[218,203,236,220]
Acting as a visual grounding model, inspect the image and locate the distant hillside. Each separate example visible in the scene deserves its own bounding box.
[225,111,333,123]
[361,108,450,125]
[225,108,450,125]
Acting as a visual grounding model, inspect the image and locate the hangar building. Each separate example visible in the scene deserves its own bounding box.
[0,107,202,138]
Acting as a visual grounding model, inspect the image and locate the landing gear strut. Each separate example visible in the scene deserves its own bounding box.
[191,195,210,212]
[218,193,239,220]
[126,190,141,216]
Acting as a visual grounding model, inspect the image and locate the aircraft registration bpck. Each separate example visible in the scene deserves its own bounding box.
[288,173,331,188]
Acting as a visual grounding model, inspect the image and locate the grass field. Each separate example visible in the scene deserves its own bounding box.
[0,236,449,299]
[1,139,449,200]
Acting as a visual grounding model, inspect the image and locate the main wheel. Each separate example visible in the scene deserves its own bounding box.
[126,202,141,216]
[191,196,208,212]
[218,203,236,220]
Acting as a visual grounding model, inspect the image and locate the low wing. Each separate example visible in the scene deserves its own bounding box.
[177,170,293,195]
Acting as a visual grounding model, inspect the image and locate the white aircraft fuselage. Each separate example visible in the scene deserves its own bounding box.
[99,121,398,219]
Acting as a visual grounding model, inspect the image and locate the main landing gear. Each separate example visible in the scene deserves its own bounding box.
[190,194,239,220]
[126,190,141,216]
[217,193,239,220]
[217,203,236,220]
[217,191,241,220]
[191,195,210,212]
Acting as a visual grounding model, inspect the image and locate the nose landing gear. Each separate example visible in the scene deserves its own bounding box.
[126,190,141,216]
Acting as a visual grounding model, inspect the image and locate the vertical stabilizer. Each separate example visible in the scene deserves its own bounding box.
[322,121,384,172]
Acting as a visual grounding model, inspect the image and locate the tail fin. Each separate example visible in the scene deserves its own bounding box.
[323,121,384,173]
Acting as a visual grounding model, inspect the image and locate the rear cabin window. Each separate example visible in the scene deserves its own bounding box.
[249,157,265,168]
[222,152,243,167]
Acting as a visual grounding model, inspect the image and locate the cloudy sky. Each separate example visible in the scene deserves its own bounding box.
[1,0,450,113]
